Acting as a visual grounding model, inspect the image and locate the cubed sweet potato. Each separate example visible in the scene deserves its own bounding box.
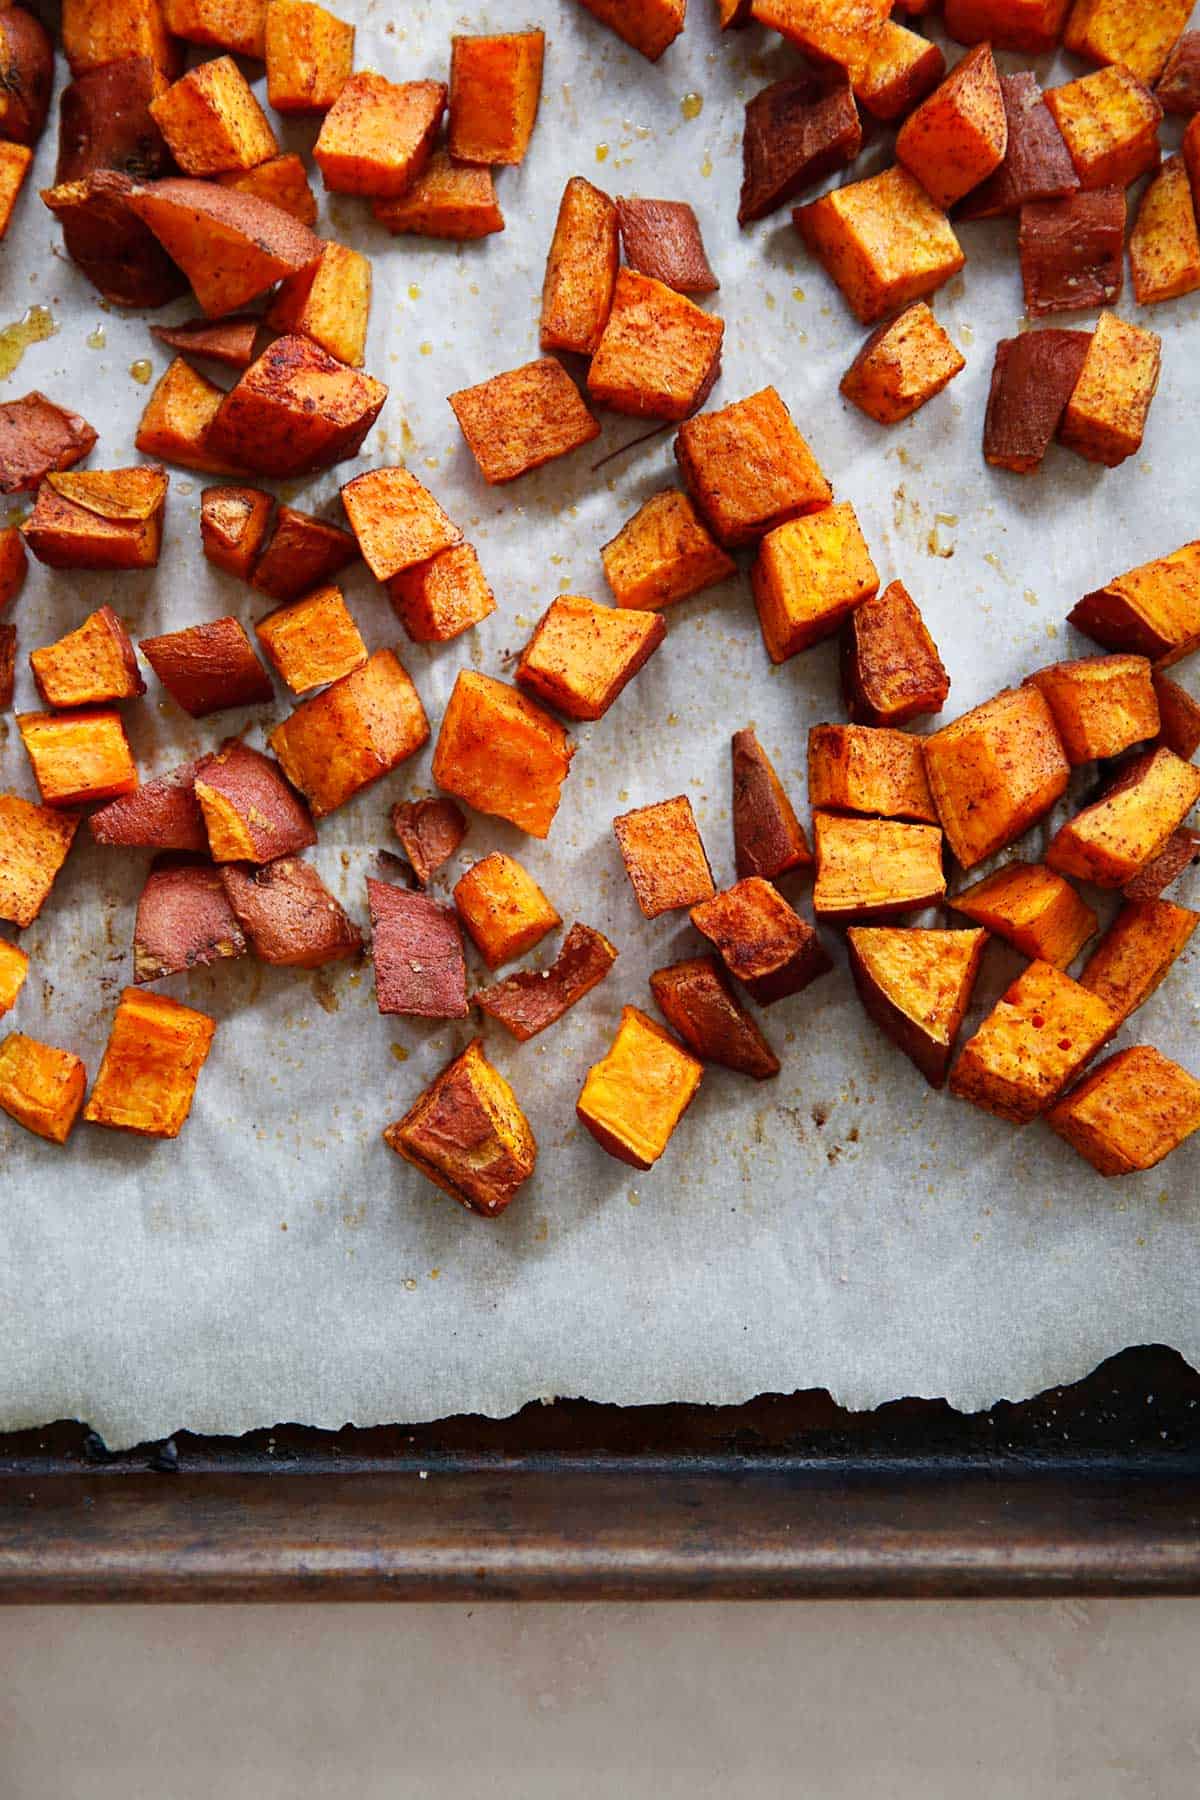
[386,543,496,643]
[23,466,168,571]
[601,489,735,613]
[895,43,1007,210]
[812,813,946,921]
[1064,0,1191,86]
[152,315,259,369]
[842,581,949,726]
[251,505,358,602]
[135,357,248,477]
[1122,828,1200,899]
[983,329,1092,474]
[795,164,965,325]
[193,738,315,863]
[751,0,892,69]
[313,72,445,197]
[0,6,52,148]
[848,924,987,1088]
[1048,1045,1200,1175]
[0,794,79,927]
[126,177,323,315]
[340,466,462,582]
[540,176,618,354]
[649,955,780,1079]
[1058,311,1162,467]
[89,759,207,853]
[943,0,1070,53]
[266,0,353,112]
[269,648,430,818]
[139,617,273,717]
[373,152,504,240]
[267,240,372,367]
[433,672,573,839]
[950,861,1097,967]
[577,1004,701,1170]
[1080,896,1198,1023]
[0,393,97,497]
[384,1037,537,1219]
[0,530,24,612]
[752,501,879,663]
[201,484,274,578]
[1024,654,1159,763]
[449,30,543,165]
[1069,541,1200,666]
[449,358,600,485]
[18,710,137,809]
[62,0,178,81]
[1018,188,1125,316]
[617,198,718,295]
[1153,671,1200,761]
[30,606,145,709]
[1047,746,1200,887]
[150,55,278,177]
[923,684,1071,870]
[950,960,1116,1123]
[55,56,172,186]
[1044,65,1162,190]
[0,1032,86,1143]
[220,857,360,967]
[732,727,812,881]
[613,794,716,919]
[675,386,832,549]
[691,877,832,1005]
[960,72,1079,219]
[840,301,964,425]
[738,71,862,224]
[83,987,215,1138]
[850,21,945,124]
[0,142,31,239]
[164,0,268,59]
[516,594,666,722]
[575,0,685,61]
[206,335,387,478]
[390,798,467,887]
[587,269,725,422]
[367,878,468,1019]
[255,586,366,694]
[453,852,560,970]
[1157,33,1200,116]
[216,154,317,225]
[1129,158,1200,305]
[133,855,247,983]
[0,940,29,1018]
[809,724,938,823]
[476,922,619,1042]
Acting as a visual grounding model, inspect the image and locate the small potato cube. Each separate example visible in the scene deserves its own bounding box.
[18,710,137,809]
[1069,541,1200,666]
[851,22,945,124]
[739,72,862,224]
[453,852,560,970]
[1045,65,1162,190]
[691,877,832,1005]
[384,1037,537,1218]
[540,177,619,355]
[0,940,28,1017]
[732,727,812,881]
[1064,0,1192,86]
[961,72,1080,220]
[1129,158,1200,305]
[841,580,949,726]
[340,467,462,582]
[140,617,273,717]
[150,55,278,176]
[390,798,466,888]
[0,1032,86,1143]
[923,685,1071,870]
[164,0,269,59]
[201,484,274,578]
[895,43,1007,210]
[984,330,1092,473]
[449,359,600,485]
[89,760,208,854]
[1153,671,1200,760]
[752,501,879,664]
[373,152,504,240]
[266,0,353,113]
[812,813,946,921]
[847,925,987,1088]
[127,177,322,316]
[616,198,718,295]
[62,0,178,80]
[950,861,1097,967]
[751,0,892,69]
[269,648,430,818]
[152,315,259,369]
[221,857,360,967]
[255,586,366,695]
[0,143,31,239]
[0,394,97,499]
[313,72,446,197]
[808,724,938,823]
[840,301,964,425]
[943,0,1071,53]
[1024,654,1159,763]
[476,923,619,1043]
[207,336,387,478]
[433,673,573,839]
[84,987,216,1138]
[1018,189,1125,317]
[1059,312,1162,467]
[602,489,734,612]
[516,594,666,722]
[0,527,26,607]
[135,357,248,477]
[1047,746,1200,888]
[387,543,496,643]
[1048,1046,1200,1175]
[587,270,725,423]
[1080,897,1198,1024]
[367,878,467,1019]
[217,153,318,224]
[675,386,832,549]
[795,164,965,325]
[575,0,685,61]
[577,1005,701,1171]
[251,506,357,603]
[1157,33,1200,116]
[950,960,1116,1122]
[23,466,168,571]
[613,795,715,919]
[193,738,315,863]
[31,606,144,709]
[267,240,372,367]
[449,31,544,165]
[0,794,78,927]
[133,856,246,983]
[649,955,780,1079]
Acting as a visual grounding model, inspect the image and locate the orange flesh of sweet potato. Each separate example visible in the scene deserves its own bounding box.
[475,922,618,1043]
[795,164,965,325]
[313,73,445,197]
[0,393,97,495]
[690,877,833,1004]
[983,330,1092,473]
[516,594,666,722]
[251,506,358,602]
[216,154,318,225]
[602,488,735,612]
[617,198,719,295]
[1068,541,1200,666]
[949,861,1097,967]
[126,177,323,315]
[731,727,812,881]
[266,240,372,368]
[367,878,467,1019]
[384,1037,537,1218]
[164,0,269,59]
[1024,654,1159,763]
[576,1004,702,1170]
[30,605,145,709]
[922,684,1071,869]
[1048,1045,1200,1175]
[132,855,246,983]
[1047,746,1200,886]
[207,335,387,478]
[1064,0,1192,86]
[0,939,29,1016]
[373,152,503,240]
[649,954,780,1079]
[960,72,1079,220]
[89,760,207,853]
[62,0,179,80]
[449,358,600,485]
[24,466,167,570]
[140,616,273,717]
[1079,897,1198,1024]
[0,794,79,926]
[341,467,462,582]
[220,857,360,967]
[842,581,949,725]
[84,986,215,1138]
[613,795,716,919]
[201,484,274,578]
[18,709,138,808]
[738,72,861,224]
[431,670,572,839]
[255,586,366,694]
[540,176,618,354]
[751,0,892,69]
[1153,671,1200,760]
[1018,188,1125,316]
[269,648,430,818]
[0,1032,87,1143]
[752,501,879,663]
[812,813,947,921]
[587,269,725,423]
[266,0,354,113]
[895,42,1008,211]
[449,30,544,165]
[390,798,467,887]
[135,357,249,478]
[943,0,1071,53]
[575,0,686,61]
[840,301,965,425]
[453,852,560,970]
[1044,65,1162,190]
[850,21,945,125]
[150,55,278,177]
[848,925,988,1088]
[387,543,496,643]
[1129,157,1200,305]
[193,738,316,863]
[0,143,31,241]
[675,386,832,549]
[949,959,1117,1123]
[808,724,938,823]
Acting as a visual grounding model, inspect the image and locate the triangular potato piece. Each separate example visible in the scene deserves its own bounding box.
[847,925,987,1087]
[125,177,322,315]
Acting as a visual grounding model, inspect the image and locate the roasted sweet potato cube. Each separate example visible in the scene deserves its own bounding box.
[983,330,1092,474]
[269,649,430,818]
[453,852,560,970]
[1064,0,1191,85]
[613,795,715,920]
[575,0,685,61]
[217,154,317,225]
[649,954,779,1079]
[848,925,987,1088]
[193,739,315,863]
[738,72,862,225]
[1018,189,1125,316]
[1059,312,1162,467]
[809,725,937,824]
[0,940,28,1017]
[842,582,949,727]
[1045,66,1162,190]
[840,302,964,425]
[0,143,31,239]
[812,813,946,921]
[390,798,467,888]
[384,1037,537,1218]
[1123,827,1200,899]
[616,198,718,295]
[84,987,215,1138]
[923,685,1070,870]
[675,386,832,550]
[133,856,247,983]
[135,358,248,478]
[18,710,137,809]
[449,358,600,486]
[0,1033,86,1143]
[795,164,965,325]
[0,795,78,927]
[150,55,277,177]
[0,6,52,148]
[1129,158,1200,305]
[1153,672,1200,761]
[55,54,172,185]
[1080,897,1197,1023]
[0,394,97,497]
[207,336,387,478]
[894,43,1007,210]
[314,73,445,197]
[1049,1045,1200,1174]
[516,594,665,723]
[30,606,144,710]
[577,1004,701,1170]
[43,170,189,310]
[950,960,1116,1123]
[691,877,832,1005]
[89,760,207,853]
[1069,541,1200,666]
[0,529,24,612]
[164,0,268,58]
[540,177,618,354]
[23,466,167,571]
[732,727,812,881]
[341,467,461,583]
[0,623,13,710]
[476,922,618,1042]
[367,878,467,1019]
[1047,747,1200,887]
[753,502,879,664]
[201,484,273,578]
[140,617,273,717]
[960,72,1079,219]
[851,21,945,124]
[221,857,360,968]
[1024,654,1159,763]
[449,30,543,165]
[602,489,734,614]
[432,672,572,839]
[152,315,259,370]
[1157,33,1200,116]
[251,506,357,603]
[751,0,892,68]
[62,0,178,79]
[587,270,724,423]
[266,0,353,112]
[255,586,366,695]
[373,152,503,240]
[943,0,1070,52]
[126,177,323,315]
[267,240,372,368]
[387,543,496,644]
[950,861,1096,968]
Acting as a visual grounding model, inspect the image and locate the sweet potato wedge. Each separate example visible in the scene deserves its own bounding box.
[732,727,812,881]
[613,795,716,919]
[453,853,560,970]
[576,1005,701,1171]
[850,21,945,124]
[313,72,446,197]
[1157,32,1200,116]
[83,987,216,1139]
[950,960,1116,1123]
[269,649,430,818]
[200,483,273,578]
[62,0,179,81]
[42,170,188,310]
[367,878,468,1019]
[30,606,145,710]
[0,793,79,927]
[341,467,462,583]
[0,1032,87,1144]
[255,586,366,694]
[384,1037,536,1218]
[1079,897,1198,1024]
[675,386,831,550]
[1068,541,1200,666]
[125,177,323,315]
[1046,746,1200,887]
[649,954,780,1079]
[949,861,1097,967]
[616,198,719,294]
[0,939,29,1018]
[449,358,600,485]
[18,710,137,809]
[220,857,361,967]
[1024,654,1159,763]
[848,925,987,1088]
[983,330,1092,474]
[752,501,879,663]
[139,617,273,717]
[193,738,316,863]
[449,30,544,165]
[1048,1046,1200,1175]
[738,72,862,225]
[0,530,24,612]
[151,314,259,369]
[386,543,496,643]
[587,270,725,423]
[216,154,317,225]
[516,594,666,722]
[1153,671,1200,761]
[540,176,618,354]
[89,759,207,853]
[134,357,248,477]
[1018,188,1124,316]
[476,922,618,1042]
[751,0,892,69]
[1063,0,1192,86]
[943,0,1070,53]
[0,7,53,148]
[691,877,833,1005]
[390,797,467,887]
[1122,827,1200,899]
[251,506,358,602]
[164,0,269,59]
[841,581,949,726]
[1129,157,1200,305]
[432,672,573,839]
[206,335,387,478]
[924,685,1071,870]
[1059,312,1162,467]
[132,855,247,983]
[1044,65,1162,190]
[23,465,167,571]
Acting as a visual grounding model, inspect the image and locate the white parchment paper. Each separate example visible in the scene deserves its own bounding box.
[2,0,1199,1448]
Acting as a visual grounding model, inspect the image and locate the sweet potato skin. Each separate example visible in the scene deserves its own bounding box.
[367,878,468,1019]
[193,739,316,864]
[139,617,274,718]
[842,581,949,725]
[152,314,259,368]
[649,954,780,1079]
[983,330,1092,473]
[200,484,274,578]
[732,727,812,881]
[390,798,467,887]
[251,506,358,602]
[1157,33,1200,116]
[42,170,188,311]
[89,759,207,853]
[0,528,24,610]
[1047,1046,1200,1176]
[0,7,54,148]
[738,72,862,225]
[221,857,361,967]
[1018,188,1125,316]
[1153,672,1200,761]
[132,855,247,983]
[1122,828,1200,900]
[613,795,716,920]
[384,1037,537,1218]
[475,922,618,1042]
[616,198,719,294]
[960,71,1079,220]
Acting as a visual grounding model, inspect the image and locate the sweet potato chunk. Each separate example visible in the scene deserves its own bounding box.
[516,594,665,722]
[255,586,366,694]
[795,164,965,325]
[217,154,317,225]
[313,73,445,197]
[1018,189,1125,316]
[1047,747,1200,887]
[42,170,187,311]
[1024,654,1158,763]
[751,0,892,69]
[1064,0,1191,86]
[812,813,945,921]
[752,501,879,664]
[649,955,779,1079]
[950,960,1116,1123]
[1080,897,1198,1024]
[89,760,207,853]
[164,0,268,58]
[449,358,600,486]
[267,240,372,367]
[0,142,30,239]
[1157,33,1200,116]
[62,0,178,79]
[842,581,949,727]
[373,152,503,240]
[207,336,387,478]
[950,861,1097,968]
[1123,827,1200,899]
[923,685,1071,870]
[602,489,734,613]
[587,270,724,423]
[266,0,354,112]
[0,795,78,927]
[390,798,467,888]
[23,466,167,571]
[126,177,323,315]
[616,198,718,295]
[0,530,23,612]
[942,0,1069,51]
[476,922,618,1042]
[31,606,144,710]
[150,55,278,176]
[1048,1046,1200,1175]
[691,879,832,1005]
[453,852,560,970]
[1045,66,1162,190]
[0,1033,86,1144]
[895,43,1007,210]
[449,30,543,165]
[0,6,51,148]
[675,386,832,550]
[613,795,715,919]
[367,878,467,1019]
[1153,672,1200,761]
[732,727,812,881]
[140,617,273,717]
[341,467,462,582]
[152,315,259,369]
[1129,158,1200,305]
[848,925,987,1088]
[135,357,248,477]
[960,72,1079,219]
[575,0,685,61]
[840,302,964,425]
[433,672,572,840]
[193,739,315,863]
[577,1004,701,1170]
[738,72,862,224]
[84,987,215,1138]
[0,393,97,495]
[251,506,357,602]
[386,543,496,644]
[384,1037,536,1219]
[983,330,1091,474]
[851,21,945,124]
[1069,541,1200,666]
[1059,312,1162,467]
[133,856,247,983]
[221,857,360,967]
[540,177,618,354]
[201,484,273,578]
[269,649,429,818]
[809,724,937,823]
[55,54,171,183]
[18,710,137,809]
[0,940,28,1018]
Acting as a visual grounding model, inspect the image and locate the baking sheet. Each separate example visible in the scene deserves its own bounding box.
[3,0,1199,1450]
